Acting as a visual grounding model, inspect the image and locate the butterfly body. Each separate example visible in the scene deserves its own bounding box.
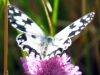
[8,5,95,59]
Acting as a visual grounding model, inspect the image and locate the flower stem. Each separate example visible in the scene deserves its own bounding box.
[41,0,53,36]
[4,0,8,75]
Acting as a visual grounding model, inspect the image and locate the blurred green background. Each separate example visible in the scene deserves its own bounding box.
[0,0,100,75]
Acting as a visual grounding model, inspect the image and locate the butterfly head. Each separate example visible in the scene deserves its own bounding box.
[47,36,54,43]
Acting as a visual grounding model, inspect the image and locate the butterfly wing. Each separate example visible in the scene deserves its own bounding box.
[8,5,46,58]
[45,37,71,58]
[52,12,95,53]
[8,5,45,37]
[17,32,45,58]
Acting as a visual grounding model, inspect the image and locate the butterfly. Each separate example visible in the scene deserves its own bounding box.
[8,5,95,59]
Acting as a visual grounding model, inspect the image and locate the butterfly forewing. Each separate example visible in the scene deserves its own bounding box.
[8,5,45,37]
[54,12,95,40]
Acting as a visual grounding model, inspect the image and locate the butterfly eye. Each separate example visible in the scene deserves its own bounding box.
[47,36,53,43]
[31,35,36,39]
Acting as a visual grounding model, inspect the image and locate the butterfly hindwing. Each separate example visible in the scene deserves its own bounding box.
[16,33,44,58]
[45,37,71,58]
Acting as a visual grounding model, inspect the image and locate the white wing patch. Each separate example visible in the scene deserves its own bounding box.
[8,5,95,59]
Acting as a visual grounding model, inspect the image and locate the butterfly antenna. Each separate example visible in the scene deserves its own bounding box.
[41,0,53,36]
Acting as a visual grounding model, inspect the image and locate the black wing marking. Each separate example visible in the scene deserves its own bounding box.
[23,45,41,58]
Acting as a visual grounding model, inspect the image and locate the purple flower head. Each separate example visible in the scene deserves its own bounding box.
[20,53,82,75]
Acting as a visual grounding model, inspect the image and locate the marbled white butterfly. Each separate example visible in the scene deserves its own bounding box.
[8,5,95,59]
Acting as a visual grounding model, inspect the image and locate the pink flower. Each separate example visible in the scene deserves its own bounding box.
[20,53,82,75]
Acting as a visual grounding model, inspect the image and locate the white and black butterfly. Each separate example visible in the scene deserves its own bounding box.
[8,5,95,59]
